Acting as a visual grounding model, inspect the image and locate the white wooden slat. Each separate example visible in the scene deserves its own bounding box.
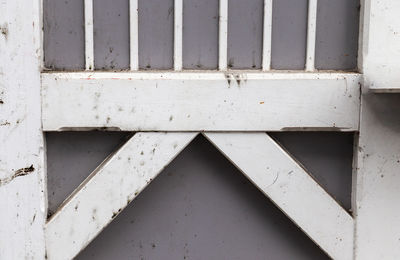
[219,0,228,70]
[262,0,273,71]
[84,0,94,71]
[355,91,400,259]
[0,0,46,259]
[203,132,354,260]
[129,0,139,70]
[305,0,317,71]
[41,72,361,131]
[45,132,198,260]
[360,0,400,92]
[174,0,183,71]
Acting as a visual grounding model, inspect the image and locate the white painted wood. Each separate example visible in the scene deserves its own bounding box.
[41,72,361,131]
[0,0,46,259]
[219,0,228,70]
[203,132,354,260]
[354,0,400,256]
[84,0,94,71]
[129,0,139,70]
[174,0,183,71]
[45,132,197,260]
[354,92,400,259]
[262,0,273,71]
[360,0,400,92]
[305,0,317,71]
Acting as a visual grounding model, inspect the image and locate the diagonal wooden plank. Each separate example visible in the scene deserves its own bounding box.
[203,132,354,260]
[45,132,198,260]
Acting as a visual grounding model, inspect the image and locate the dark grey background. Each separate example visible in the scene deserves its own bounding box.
[44,0,360,70]
[47,132,354,259]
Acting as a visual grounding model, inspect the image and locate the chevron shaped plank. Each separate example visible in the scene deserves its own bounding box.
[45,132,198,260]
[203,132,354,260]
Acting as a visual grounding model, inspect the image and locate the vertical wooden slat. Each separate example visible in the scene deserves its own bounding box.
[219,0,228,70]
[262,0,273,71]
[174,0,183,71]
[305,0,317,71]
[0,0,46,258]
[84,0,94,71]
[130,0,139,70]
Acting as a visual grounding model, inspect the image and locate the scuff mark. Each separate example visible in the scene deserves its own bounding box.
[224,73,232,86]
[0,165,35,186]
[267,172,279,188]
[1,23,8,40]
[30,213,36,225]
[234,74,241,86]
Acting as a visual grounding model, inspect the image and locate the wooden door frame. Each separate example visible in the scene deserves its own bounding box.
[1,0,400,259]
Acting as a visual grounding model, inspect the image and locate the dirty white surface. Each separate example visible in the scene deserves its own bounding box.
[41,72,361,132]
[355,92,400,259]
[361,0,400,91]
[0,0,46,259]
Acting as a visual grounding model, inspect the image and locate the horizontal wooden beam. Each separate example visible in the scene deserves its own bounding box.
[41,72,361,131]
[45,132,198,260]
[203,132,354,260]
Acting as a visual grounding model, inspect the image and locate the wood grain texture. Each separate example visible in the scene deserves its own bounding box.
[41,72,361,131]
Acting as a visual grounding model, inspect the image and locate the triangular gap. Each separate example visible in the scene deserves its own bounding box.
[269,132,355,212]
[46,131,133,217]
[76,135,329,260]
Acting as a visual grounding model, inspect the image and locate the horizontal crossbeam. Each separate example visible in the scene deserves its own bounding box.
[204,132,354,260]
[41,72,361,132]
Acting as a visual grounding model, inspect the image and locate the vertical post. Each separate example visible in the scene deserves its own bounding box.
[0,0,46,259]
[174,0,183,71]
[84,0,94,71]
[305,0,317,71]
[219,0,228,70]
[355,0,400,259]
[262,0,273,71]
[130,0,139,70]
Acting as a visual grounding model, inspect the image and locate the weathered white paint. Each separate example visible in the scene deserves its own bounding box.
[204,132,354,260]
[84,0,94,71]
[360,0,400,92]
[262,0,273,71]
[0,0,46,259]
[219,0,228,70]
[354,92,400,259]
[41,72,361,131]
[354,0,400,258]
[305,0,317,71]
[45,132,198,260]
[174,0,183,71]
[129,0,139,70]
